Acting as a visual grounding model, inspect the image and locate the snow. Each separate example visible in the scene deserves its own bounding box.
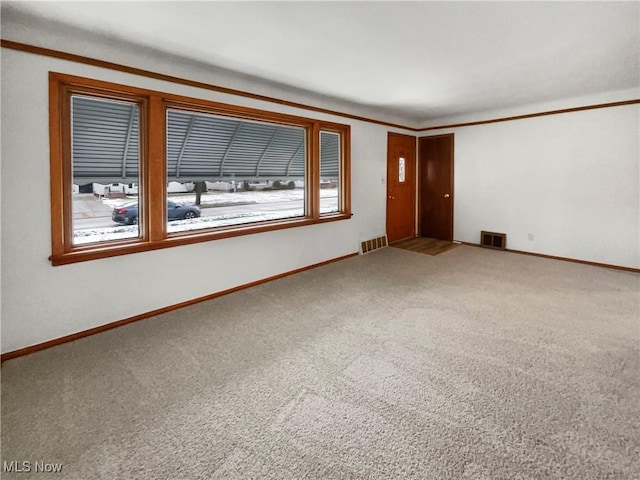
[73,189,339,245]
[102,188,337,209]
[73,226,139,245]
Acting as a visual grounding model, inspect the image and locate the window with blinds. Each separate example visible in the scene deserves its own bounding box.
[49,72,351,265]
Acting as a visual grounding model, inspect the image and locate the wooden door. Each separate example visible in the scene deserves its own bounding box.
[386,132,416,243]
[419,134,454,241]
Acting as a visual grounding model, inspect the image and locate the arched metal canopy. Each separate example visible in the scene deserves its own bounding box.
[71,96,339,183]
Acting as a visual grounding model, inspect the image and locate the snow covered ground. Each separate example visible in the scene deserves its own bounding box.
[73,189,339,245]
[101,188,337,209]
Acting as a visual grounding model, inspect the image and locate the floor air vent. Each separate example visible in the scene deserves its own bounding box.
[360,235,388,254]
[481,231,507,250]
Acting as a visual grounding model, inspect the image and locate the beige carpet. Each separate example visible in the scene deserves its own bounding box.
[2,246,639,479]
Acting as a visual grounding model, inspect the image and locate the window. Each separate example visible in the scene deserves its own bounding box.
[71,95,142,244]
[165,109,307,234]
[320,131,340,215]
[49,73,351,265]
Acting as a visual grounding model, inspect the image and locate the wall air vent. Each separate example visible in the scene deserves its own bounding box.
[481,231,507,250]
[360,235,388,254]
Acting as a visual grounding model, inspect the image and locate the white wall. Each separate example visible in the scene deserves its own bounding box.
[0,47,409,353]
[1,7,413,129]
[2,41,638,354]
[420,102,640,269]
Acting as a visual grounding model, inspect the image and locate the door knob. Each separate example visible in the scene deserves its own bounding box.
[444,193,450,198]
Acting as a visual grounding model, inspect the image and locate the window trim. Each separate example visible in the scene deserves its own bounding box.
[49,72,351,266]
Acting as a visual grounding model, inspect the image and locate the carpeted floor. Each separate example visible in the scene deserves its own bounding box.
[2,246,639,479]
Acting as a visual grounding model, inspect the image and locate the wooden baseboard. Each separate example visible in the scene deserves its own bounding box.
[1,252,358,364]
[459,242,640,273]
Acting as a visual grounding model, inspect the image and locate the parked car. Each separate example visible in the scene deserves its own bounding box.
[112,200,201,225]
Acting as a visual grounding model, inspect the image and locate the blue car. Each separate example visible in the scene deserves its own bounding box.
[112,200,201,225]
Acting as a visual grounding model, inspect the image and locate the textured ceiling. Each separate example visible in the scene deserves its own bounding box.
[2,1,639,124]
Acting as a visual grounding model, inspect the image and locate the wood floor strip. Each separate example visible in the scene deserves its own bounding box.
[391,237,459,256]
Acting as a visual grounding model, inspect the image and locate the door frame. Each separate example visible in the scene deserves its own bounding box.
[418,133,455,241]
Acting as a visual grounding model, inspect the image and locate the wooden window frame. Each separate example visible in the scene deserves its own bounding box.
[49,72,351,266]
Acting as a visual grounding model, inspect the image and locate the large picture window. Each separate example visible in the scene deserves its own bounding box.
[49,73,351,265]
[165,109,307,234]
